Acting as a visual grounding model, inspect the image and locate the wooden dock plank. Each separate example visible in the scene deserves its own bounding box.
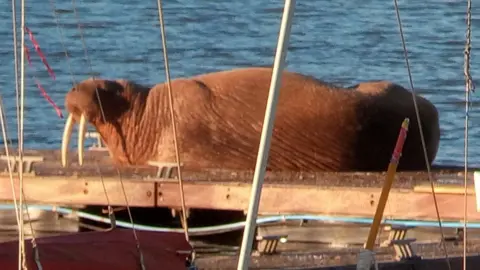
[0,176,156,207]
[156,181,480,220]
[0,157,475,187]
[0,149,476,187]
[0,149,478,221]
[1,173,477,221]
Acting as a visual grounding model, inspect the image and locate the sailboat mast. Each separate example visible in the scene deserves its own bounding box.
[236,0,296,269]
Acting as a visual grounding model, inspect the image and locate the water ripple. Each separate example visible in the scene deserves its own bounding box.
[0,0,479,166]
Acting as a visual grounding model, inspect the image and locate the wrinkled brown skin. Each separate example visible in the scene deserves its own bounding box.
[64,67,440,171]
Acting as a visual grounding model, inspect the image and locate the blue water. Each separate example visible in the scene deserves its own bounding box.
[0,0,479,167]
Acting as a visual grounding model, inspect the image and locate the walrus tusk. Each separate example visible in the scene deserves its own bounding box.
[61,113,75,168]
[77,113,87,166]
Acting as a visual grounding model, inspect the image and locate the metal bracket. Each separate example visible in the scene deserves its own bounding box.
[0,155,44,175]
[255,234,288,255]
[79,206,118,232]
[170,208,191,220]
[147,161,183,179]
[177,250,198,270]
[101,206,127,214]
[86,132,107,151]
[148,161,188,219]
[381,225,420,261]
[443,228,463,244]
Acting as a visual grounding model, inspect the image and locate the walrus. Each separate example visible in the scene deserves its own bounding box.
[61,67,440,172]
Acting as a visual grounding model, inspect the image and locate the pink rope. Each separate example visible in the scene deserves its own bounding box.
[24,27,63,119]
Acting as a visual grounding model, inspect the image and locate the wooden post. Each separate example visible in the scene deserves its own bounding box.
[364,118,410,250]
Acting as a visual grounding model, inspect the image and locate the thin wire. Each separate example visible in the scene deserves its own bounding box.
[95,162,119,234]
[9,4,81,267]
[70,0,145,266]
[462,0,474,269]
[70,0,120,217]
[96,165,112,205]
[50,0,115,249]
[117,171,146,270]
[0,97,21,222]
[10,0,24,269]
[49,0,77,86]
[18,0,28,267]
[19,191,42,270]
[392,1,451,269]
[11,0,21,152]
[156,0,191,245]
[0,96,22,266]
[71,0,107,123]
[12,1,43,268]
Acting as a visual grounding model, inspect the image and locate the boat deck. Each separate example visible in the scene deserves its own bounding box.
[194,241,480,269]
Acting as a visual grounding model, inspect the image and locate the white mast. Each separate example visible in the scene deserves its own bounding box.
[236,0,296,269]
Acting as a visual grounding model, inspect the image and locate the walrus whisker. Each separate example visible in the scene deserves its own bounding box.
[61,113,75,167]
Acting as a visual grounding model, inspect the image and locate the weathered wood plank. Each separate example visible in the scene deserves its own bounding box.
[0,176,156,207]
[0,148,478,220]
[0,148,477,188]
[0,148,477,180]
[157,181,480,221]
[0,174,477,220]
[414,184,476,195]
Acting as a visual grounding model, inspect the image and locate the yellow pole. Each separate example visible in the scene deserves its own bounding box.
[364,118,410,250]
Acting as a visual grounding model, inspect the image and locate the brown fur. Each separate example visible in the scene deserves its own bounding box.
[64,67,440,171]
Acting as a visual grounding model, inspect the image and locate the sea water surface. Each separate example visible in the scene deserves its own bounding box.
[0,0,479,167]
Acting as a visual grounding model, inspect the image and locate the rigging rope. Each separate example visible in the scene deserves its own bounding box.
[17,0,29,267]
[12,1,59,268]
[68,0,146,268]
[48,0,77,87]
[0,95,28,270]
[463,0,474,269]
[155,0,195,265]
[10,0,26,269]
[0,98,21,234]
[96,163,118,230]
[155,0,192,246]
[0,100,21,232]
[392,1,451,270]
[23,28,63,118]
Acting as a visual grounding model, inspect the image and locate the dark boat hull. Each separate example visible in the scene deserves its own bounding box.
[0,229,191,270]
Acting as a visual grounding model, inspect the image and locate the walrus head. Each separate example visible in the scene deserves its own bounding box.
[62,78,131,167]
